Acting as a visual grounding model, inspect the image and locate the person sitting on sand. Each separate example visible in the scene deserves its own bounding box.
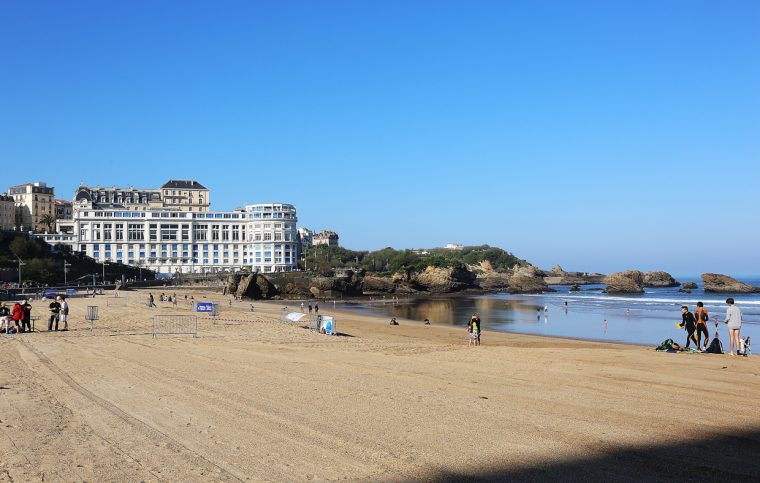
[390,317,398,326]
[679,306,698,349]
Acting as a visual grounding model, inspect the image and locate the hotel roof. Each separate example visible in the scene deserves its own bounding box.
[161,179,207,190]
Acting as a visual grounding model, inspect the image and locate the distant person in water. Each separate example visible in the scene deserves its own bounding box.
[679,306,698,349]
[724,298,743,356]
[694,302,710,350]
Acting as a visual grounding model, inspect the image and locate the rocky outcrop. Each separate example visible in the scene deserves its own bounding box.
[701,273,760,294]
[362,275,396,293]
[643,271,680,288]
[476,272,512,290]
[308,271,364,298]
[412,266,476,293]
[506,265,551,294]
[682,282,698,289]
[235,273,279,300]
[551,264,567,276]
[603,270,644,294]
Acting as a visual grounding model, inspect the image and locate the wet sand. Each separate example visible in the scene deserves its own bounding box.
[1,288,759,481]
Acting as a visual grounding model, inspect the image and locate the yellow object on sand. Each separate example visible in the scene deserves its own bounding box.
[675,322,682,328]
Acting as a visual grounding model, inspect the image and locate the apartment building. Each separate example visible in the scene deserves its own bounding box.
[8,182,55,232]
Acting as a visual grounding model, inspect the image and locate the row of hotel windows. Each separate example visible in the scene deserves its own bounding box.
[78,223,296,242]
[81,211,294,219]
[85,243,298,266]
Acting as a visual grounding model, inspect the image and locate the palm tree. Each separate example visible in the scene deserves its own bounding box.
[40,214,56,233]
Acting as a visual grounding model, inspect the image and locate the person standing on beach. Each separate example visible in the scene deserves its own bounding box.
[314,303,319,315]
[694,302,709,350]
[48,297,61,331]
[679,306,698,349]
[59,296,69,331]
[21,299,33,332]
[148,293,156,308]
[308,304,312,314]
[724,298,742,356]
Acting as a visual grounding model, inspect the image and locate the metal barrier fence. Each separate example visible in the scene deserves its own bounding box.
[106,296,128,306]
[152,314,197,338]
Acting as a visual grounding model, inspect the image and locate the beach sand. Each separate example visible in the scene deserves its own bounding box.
[1,288,759,481]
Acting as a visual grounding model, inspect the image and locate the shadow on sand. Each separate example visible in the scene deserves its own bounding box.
[432,427,760,481]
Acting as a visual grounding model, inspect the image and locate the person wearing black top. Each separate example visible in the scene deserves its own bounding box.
[48,299,61,331]
[21,300,32,332]
[679,306,698,349]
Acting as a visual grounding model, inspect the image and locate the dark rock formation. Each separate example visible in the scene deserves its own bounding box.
[701,273,760,294]
[643,271,680,288]
[682,282,698,290]
[569,284,581,292]
[678,288,692,294]
[476,272,512,290]
[603,270,644,294]
[235,273,279,300]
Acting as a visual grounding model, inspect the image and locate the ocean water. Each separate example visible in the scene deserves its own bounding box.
[337,279,760,347]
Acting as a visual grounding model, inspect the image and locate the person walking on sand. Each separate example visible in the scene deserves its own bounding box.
[724,298,742,356]
[679,305,698,349]
[470,313,481,346]
[148,293,156,308]
[314,303,319,315]
[694,301,710,351]
[59,296,70,331]
[308,304,312,314]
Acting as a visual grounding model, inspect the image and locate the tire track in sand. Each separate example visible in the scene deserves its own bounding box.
[17,339,245,483]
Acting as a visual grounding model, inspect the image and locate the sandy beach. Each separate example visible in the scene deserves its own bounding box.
[1,288,759,481]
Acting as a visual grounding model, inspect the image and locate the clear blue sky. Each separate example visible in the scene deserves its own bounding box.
[1,1,758,275]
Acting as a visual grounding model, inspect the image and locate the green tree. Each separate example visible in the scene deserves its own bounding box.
[40,214,56,233]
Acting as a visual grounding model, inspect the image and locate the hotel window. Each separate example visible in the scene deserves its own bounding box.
[254,233,262,241]
[128,224,144,240]
[194,224,208,241]
[161,224,178,240]
[263,233,272,241]
[149,224,158,241]
[103,223,112,240]
[212,225,220,240]
[181,224,189,240]
[274,232,282,241]
[222,225,230,241]
[93,224,101,240]
[80,226,89,241]
[115,224,124,240]
[232,226,240,241]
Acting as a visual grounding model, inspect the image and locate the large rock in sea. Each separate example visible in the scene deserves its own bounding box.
[643,271,680,288]
[682,282,698,290]
[507,265,551,294]
[701,273,760,293]
[412,265,476,293]
[603,270,644,294]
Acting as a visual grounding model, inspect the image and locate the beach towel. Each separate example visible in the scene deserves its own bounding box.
[705,338,723,354]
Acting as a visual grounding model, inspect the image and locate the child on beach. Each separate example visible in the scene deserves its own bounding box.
[469,313,481,346]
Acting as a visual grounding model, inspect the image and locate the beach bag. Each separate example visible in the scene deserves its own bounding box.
[655,338,674,351]
[705,338,723,354]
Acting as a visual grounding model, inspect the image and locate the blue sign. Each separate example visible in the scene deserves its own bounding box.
[195,302,214,313]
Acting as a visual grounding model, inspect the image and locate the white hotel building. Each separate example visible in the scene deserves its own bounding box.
[40,203,300,275]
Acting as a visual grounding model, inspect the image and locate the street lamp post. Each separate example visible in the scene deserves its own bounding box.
[101,261,106,284]
[64,261,71,285]
[16,256,26,286]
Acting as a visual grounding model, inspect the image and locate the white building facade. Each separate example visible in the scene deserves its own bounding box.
[38,203,300,275]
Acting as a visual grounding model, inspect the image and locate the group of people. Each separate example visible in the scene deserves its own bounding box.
[148,292,187,308]
[0,295,69,333]
[0,300,32,333]
[679,298,747,356]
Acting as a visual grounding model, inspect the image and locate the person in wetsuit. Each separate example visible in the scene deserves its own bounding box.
[680,305,698,349]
